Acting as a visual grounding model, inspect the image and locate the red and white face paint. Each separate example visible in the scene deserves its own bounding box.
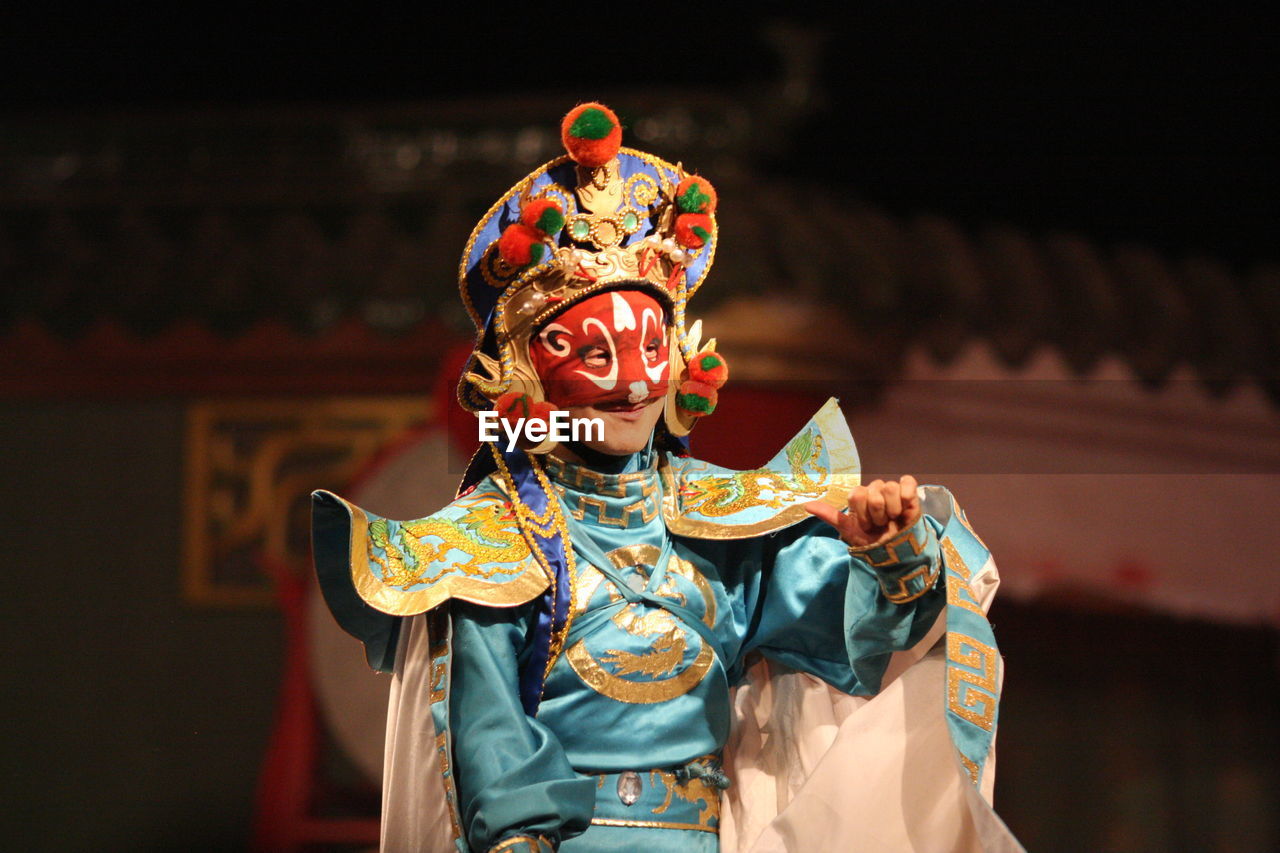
[530,290,670,408]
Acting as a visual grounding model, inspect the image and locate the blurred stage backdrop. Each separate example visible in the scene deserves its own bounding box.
[1,13,1277,853]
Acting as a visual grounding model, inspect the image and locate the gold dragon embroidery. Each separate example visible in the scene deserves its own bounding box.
[649,770,719,827]
[602,614,686,677]
[367,496,531,588]
[566,548,717,703]
[677,429,829,518]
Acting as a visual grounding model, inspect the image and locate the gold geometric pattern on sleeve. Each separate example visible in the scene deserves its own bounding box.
[946,633,998,731]
[852,522,928,568]
[878,561,940,604]
[958,751,981,784]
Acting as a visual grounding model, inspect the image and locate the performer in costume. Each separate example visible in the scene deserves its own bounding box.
[313,103,1021,852]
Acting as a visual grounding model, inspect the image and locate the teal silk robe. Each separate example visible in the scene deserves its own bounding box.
[312,401,1005,852]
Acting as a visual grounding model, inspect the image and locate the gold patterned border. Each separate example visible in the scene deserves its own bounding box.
[941,538,971,580]
[662,399,861,540]
[879,560,941,604]
[946,633,998,731]
[340,495,553,616]
[851,522,929,567]
[946,570,985,616]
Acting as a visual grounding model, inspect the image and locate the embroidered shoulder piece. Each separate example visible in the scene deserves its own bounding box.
[312,477,550,620]
[661,398,861,539]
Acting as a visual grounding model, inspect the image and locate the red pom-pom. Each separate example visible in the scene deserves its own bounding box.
[498,223,547,267]
[561,103,622,168]
[494,391,533,425]
[687,349,728,389]
[492,393,556,448]
[675,379,718,416]
[521,198,565,235]
[526,400,556,428]
[675,176,717,214]
[674,213,713,249]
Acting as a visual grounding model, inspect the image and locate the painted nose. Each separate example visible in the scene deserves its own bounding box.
[627,381,649,403]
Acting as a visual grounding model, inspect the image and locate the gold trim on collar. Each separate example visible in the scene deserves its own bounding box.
[543,453,658,495]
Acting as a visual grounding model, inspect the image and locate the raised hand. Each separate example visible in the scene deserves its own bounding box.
[804,476,922,548]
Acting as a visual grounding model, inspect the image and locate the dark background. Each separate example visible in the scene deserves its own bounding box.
[3,8,1273,267]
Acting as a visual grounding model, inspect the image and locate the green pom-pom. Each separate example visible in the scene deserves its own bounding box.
[569,107,615,140]
[678,182,712,214]
[528,243,545,265]
[534,207,565,234]
[692,225,711,242]
[676,391,716,414]
[698,354,722,371]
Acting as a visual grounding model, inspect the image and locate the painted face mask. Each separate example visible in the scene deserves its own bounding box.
[530,290,670,409]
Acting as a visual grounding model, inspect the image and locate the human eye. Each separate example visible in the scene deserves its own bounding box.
[579,345,611,369]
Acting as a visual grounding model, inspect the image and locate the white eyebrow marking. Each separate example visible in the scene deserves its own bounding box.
[641,308,668,382]
[538,322,572,357]
[611,291,637,332]
[575,317,618,390]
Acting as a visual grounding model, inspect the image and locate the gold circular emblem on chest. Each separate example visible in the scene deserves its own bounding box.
[565,543,718,704]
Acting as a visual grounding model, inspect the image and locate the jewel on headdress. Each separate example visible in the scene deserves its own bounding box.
[561,102,623,167]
